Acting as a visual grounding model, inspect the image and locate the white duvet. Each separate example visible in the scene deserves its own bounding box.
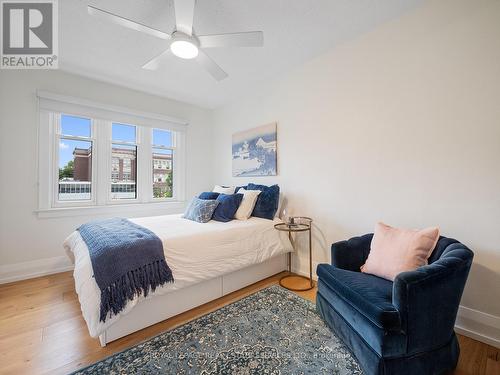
[63,214,292,337]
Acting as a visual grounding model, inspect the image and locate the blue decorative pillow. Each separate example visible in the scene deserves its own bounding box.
[247,183,280,220]
[199,192,220,200]
[213,193,244,222]
[183,197,219,223]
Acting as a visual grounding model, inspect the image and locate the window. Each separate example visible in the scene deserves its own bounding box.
[152,129,173,199]
[111,123,137,200]
[57,115,93,201]
[37,92,187,214]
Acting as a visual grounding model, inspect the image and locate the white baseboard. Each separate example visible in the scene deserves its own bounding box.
[0,256,74,284]
[456,305,500,348]
[294,260,320,281]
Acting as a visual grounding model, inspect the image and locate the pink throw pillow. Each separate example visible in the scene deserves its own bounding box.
[361,222,440,281]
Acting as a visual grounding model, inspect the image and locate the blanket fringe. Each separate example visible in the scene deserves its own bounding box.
[99,259,174,322]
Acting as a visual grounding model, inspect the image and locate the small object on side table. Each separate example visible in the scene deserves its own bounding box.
[274,216,314,291]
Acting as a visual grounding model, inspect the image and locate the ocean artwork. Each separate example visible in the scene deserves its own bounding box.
[232,123,277,177]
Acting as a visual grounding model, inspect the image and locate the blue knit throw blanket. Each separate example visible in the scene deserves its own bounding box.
[78,218,174,322]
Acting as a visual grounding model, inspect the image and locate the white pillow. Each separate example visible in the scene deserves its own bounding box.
[213,185,235,194]
[275,192,284,218]
[234,188,261,220]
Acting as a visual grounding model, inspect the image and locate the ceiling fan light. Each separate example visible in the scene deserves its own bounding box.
[170,40,199,59]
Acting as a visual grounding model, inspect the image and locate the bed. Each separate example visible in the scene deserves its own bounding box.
[64,213,292,346]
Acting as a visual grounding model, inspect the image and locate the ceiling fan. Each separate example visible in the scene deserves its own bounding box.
[87,0,264,81]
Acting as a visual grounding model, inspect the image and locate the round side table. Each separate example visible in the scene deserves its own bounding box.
[274,217,314,291]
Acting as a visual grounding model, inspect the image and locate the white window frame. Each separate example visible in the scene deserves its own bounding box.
[36,91,187,218]
[108,123,139,204]
[152,128,177,201]
[52,113,97,208]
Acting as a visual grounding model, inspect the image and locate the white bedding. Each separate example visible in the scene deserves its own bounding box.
[63,214,292,337]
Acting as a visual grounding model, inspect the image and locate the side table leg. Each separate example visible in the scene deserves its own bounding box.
[309,227,313,287]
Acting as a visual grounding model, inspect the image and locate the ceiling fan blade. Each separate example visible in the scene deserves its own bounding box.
[88,5,170,40]
[142,49,172,70]
[174,0,195,35]
[198,31,264,48]
[196,51,228,81]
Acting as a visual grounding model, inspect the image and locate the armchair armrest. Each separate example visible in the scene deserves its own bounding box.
[392,244,473,354]
[331,233,373,272]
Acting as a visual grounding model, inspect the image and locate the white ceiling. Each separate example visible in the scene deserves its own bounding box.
[60,0,423,109]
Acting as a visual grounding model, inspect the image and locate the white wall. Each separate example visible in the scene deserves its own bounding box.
[212,0,500,345]
[0,69,214,281]
[1,0,499,348]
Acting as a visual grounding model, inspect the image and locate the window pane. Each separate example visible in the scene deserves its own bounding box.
[153,148,173,198]
[61,115,91,137]
[111,144,137,199]
[153,129,172,147]
[58,139,92,201]
[112,123,136,143]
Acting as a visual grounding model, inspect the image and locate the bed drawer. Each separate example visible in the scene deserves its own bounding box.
[222,254,287,295]
[102,276,223,344]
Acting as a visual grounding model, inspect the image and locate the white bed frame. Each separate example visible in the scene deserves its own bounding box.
[98,253,288,346]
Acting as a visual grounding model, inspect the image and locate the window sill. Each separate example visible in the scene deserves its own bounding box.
[36,200,186,219]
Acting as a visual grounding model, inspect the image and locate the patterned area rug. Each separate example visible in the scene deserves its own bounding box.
[74,285,362,374]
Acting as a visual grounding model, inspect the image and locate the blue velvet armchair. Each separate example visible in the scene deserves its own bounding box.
[316,234,473,375]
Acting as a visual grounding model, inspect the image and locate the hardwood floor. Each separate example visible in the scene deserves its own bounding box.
[0,271,498,375]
